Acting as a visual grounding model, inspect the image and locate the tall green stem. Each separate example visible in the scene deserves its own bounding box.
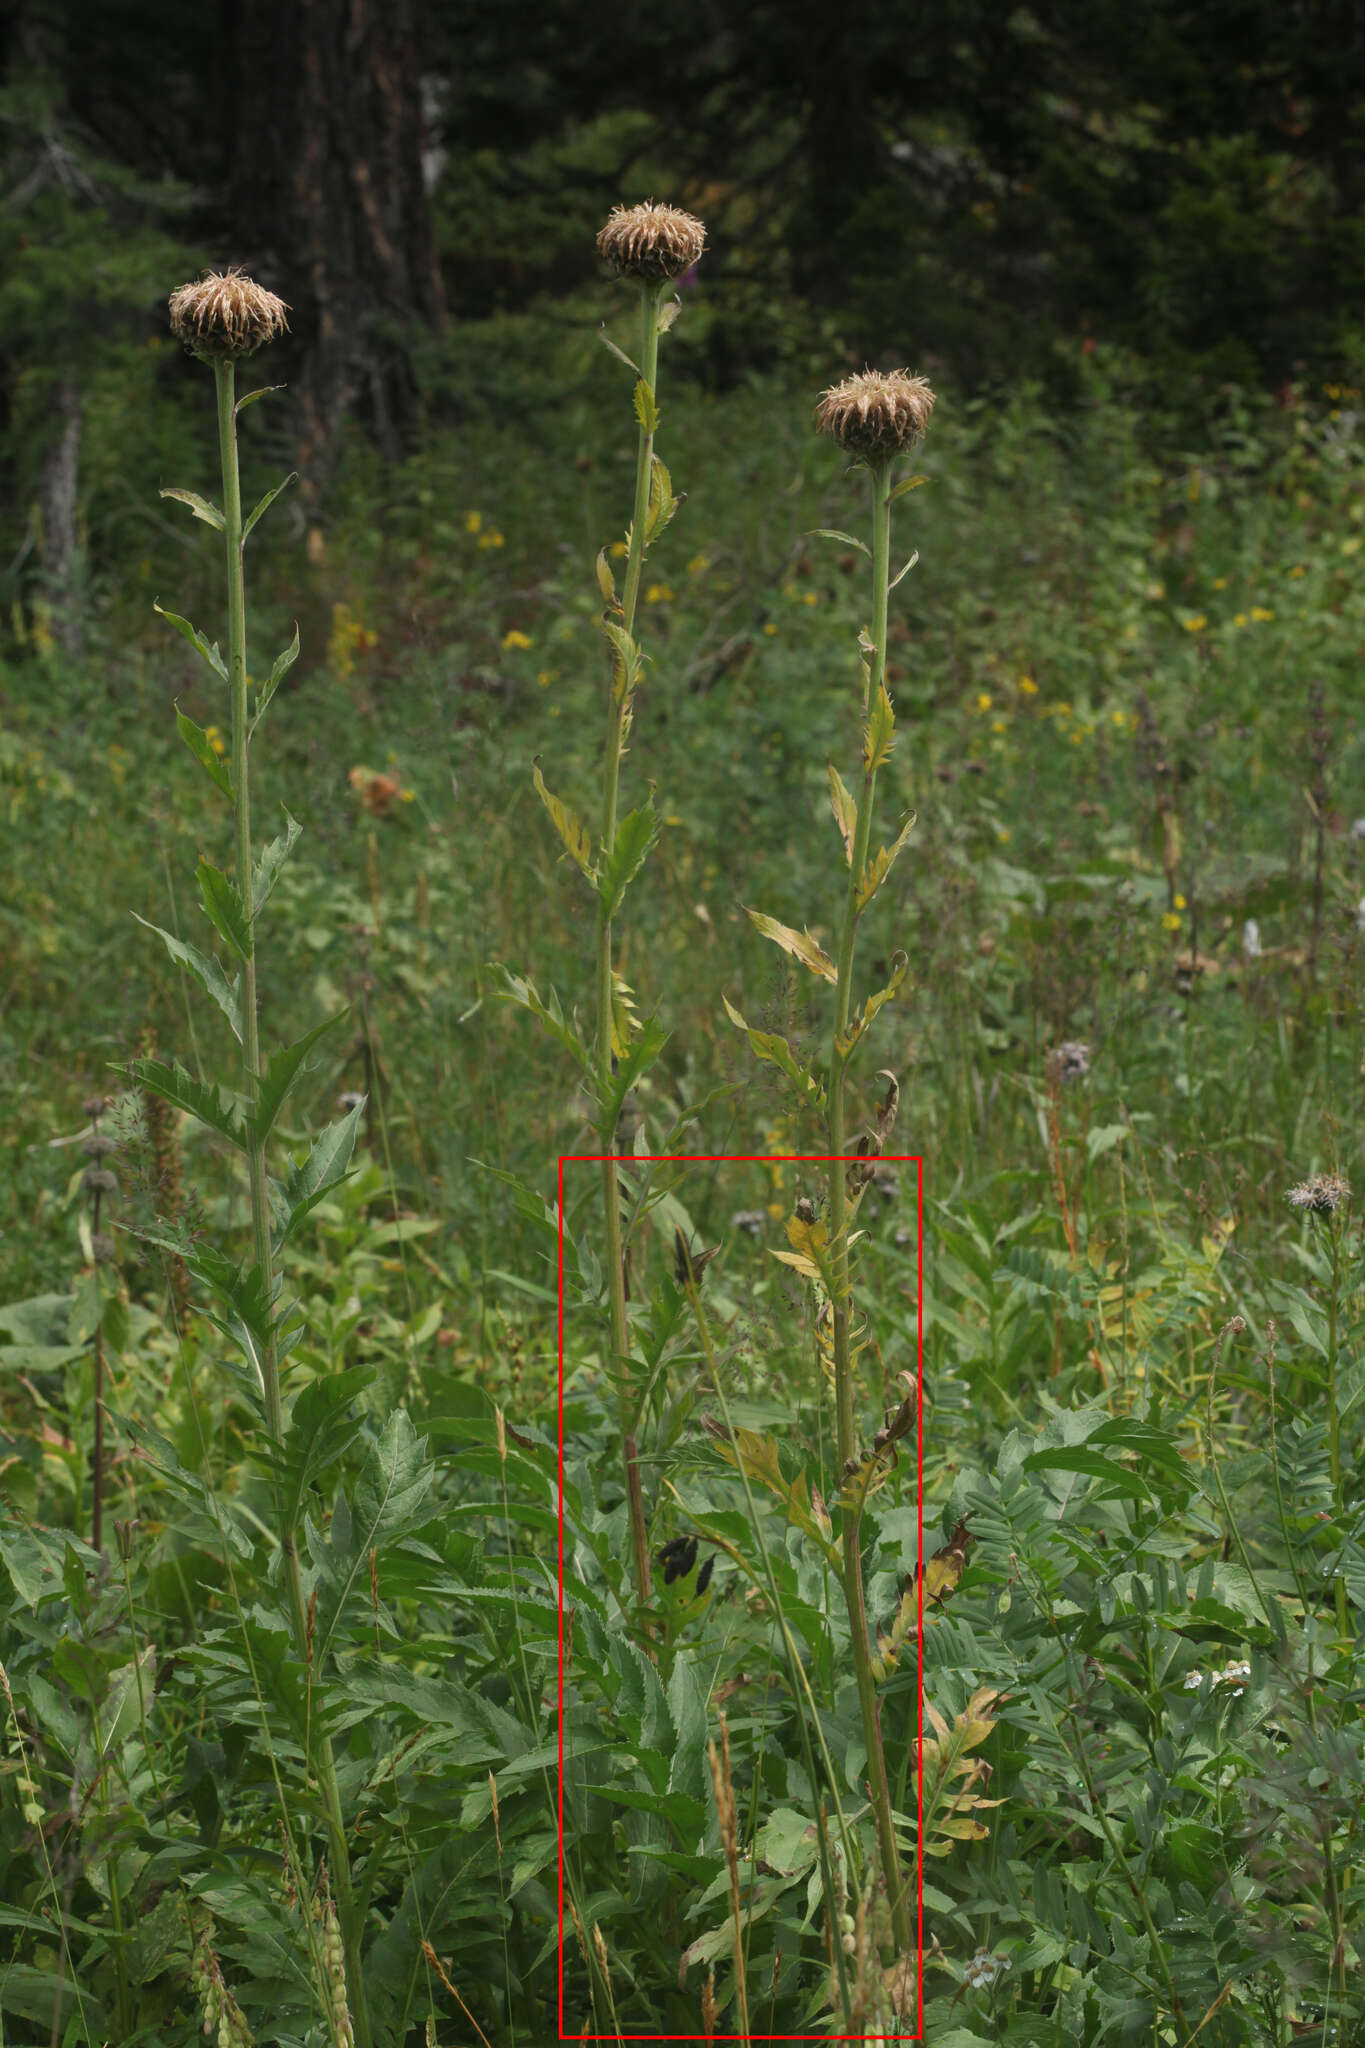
[214,362,372,2048]
[596,282,663,1607]
[1325,1218,1350,1645]
[825,457,911,1955]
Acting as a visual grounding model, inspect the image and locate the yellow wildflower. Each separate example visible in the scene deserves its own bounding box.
[1288,564,1307,577]
[464,510,482,534]
[204,725,226,758]
[1182,614,1208,633]
[610,541,628,559]
[1234,612,1248,627]
[645,582,675,604]
[1249,606,1275,623]
[477,530,505,549]
[1342,537,1361,557]
[687,554,709,574]
[1162,911,1182,932]
[1174,893,1187,911]
[537,669,556,688]
[1212,576,1228,590]
[1018,675,1038,695]
[502,629,532,650]
[976,692,993,712]
[763,622,778,635]
[991,718,1007,734]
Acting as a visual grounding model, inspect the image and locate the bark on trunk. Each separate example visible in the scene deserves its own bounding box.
[229,0,446,520]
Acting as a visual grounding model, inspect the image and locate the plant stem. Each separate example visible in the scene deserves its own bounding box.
[825,455,912,1956]
[214,361,372,2048]
[596,281,663,1607]
[1325,1215,1350,1644]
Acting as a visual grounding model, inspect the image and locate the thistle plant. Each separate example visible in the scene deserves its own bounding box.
[496,200,705,1606]
[729,369,934,1961]
[126,267,372,2045]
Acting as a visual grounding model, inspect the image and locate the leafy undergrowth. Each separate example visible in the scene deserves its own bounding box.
[1,357,1363,2042]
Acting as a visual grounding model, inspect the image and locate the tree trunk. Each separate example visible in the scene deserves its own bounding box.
[228,0,446,522]
[37,378,82,655]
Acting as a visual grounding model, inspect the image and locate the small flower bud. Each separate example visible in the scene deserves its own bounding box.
[815,368,935,462]
[80,1132,118,1158]
[169,268,290,361]
[596,201,706,282]
[82,1168,118,1195]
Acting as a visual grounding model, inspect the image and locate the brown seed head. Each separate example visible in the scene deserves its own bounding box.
[168,268,290,361]
[815,368,935,462]
[1287,1171,1350,1216]
[596,200,706,283]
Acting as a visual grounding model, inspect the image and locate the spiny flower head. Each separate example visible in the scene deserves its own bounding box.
[815,368,935,462]
[168,267,290,360]
[1287,1172,1350,1216]
[1047,1039,1091,1083]
[596,201,706,282]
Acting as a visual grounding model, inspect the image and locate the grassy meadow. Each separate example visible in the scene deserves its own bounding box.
[1,295,1363,2045]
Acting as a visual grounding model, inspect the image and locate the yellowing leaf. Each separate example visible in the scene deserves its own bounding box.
[532,764,595,878]
[855,815,916,914]
[863,681,896,773]
[746,909,837,983]
[828,764,857,865]
[721,994,826,1110]
[835,949,909,1060]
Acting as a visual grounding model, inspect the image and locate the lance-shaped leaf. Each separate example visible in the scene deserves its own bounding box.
[273,1099,365,1248]
[252,1010,349,1144]
[488,963,590,1070]
[658,295,682,336]
[889,472,930,503]
[600,328,641,375]
[705,1428,836,1560]
[251,624,300,732]
[835,950,909,1060]
[242,470,297,545]
[645,453,681,544]
[595,549,618,606]
[598,799,659,921]
[722,995,825,1112]
[595,1015,669,1141]
[863,680,896,773]
[132,913,242,1043]
[633,378,660,434]
[807,527,870,557]
[235,383,286,418]
[176,704,232,799]
[154,600,227,681]
[828,765,857,866]
[197,859,253,961]
[601,618,644,705]
[159,486,224,531]
[123,1055,246,1148]
[889,548,920,592]
[855,814,917,915]
[272,1365,375,1540]
[253,808,302,915]
[746,909,837,984]
[532,763,595,880]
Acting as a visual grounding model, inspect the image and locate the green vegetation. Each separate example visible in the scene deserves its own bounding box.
[1,275,1364,2044]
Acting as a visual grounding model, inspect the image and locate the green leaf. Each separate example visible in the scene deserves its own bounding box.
[597,1016,669,1139]
[153,600,226,681]
[601,618,643,705]
[253,1011,349,1143]
[807,527,870,556]
[855,813,916,914]
[595,549,618,605]
[599,328,641,374]
[633,378,659,434]
[1022,1444,1151,1501]
[235,383,286,416]
[197,858,253,961]
[835,949,909,1060]
[176,703,232,798]
[252,623,300,730]
[131,913,242,1042]
[599,800,659,920]
[645,453,680,543]
[275,1365,374,1539]
[746,908,837,983]
[242,470,298,544]
[828,765,857,865]
[863,680,896,772]
[123,1055,246,1147]
[533,762,596,879]
[253,808,302,914]
[275,1100,365,1247]
[889,473,931,502]
[488,963,590,1069]
[722,995,825,1112]
[889,547,920,591]
[159,485,224,531]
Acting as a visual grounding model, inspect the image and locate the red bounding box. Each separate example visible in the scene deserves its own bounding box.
[557,1152,924,2043]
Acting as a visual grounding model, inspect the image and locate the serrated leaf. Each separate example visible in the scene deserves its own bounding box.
[746,908,837,983]
[601,618,643,705]
[253,1011,349,1143]
[828,765,857,865]
[595,549,618,605]
[721,994,825,1111]
[154,600,227,681]
[176,704,232,798]
[599,801,659,920]
[863,681,896,772]
[532,763,596,879]
[807,527,870,557]
[123,1055,246,1148]
[706,1428,834,1556]
[889,548,920,591]
[599,328,641,374]
[633,378,659,434]
[242,470,298,544]
[836,949,909,1059]
[253,808,301,914]
[131,913,242,1042]
[645,453,679,543]
[657,295,682,336]
[597,1016,668,1139]
[855,813,916,914]
[235,383,286,416]
[275,1100,365,1247]
[159,485,225,531]
[889,473,930,502]
[252,623,300,731]
[488,963,590,1070]
[197,858,252,961]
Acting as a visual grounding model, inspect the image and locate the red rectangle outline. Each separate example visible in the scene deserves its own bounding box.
[558,1152,924,2043]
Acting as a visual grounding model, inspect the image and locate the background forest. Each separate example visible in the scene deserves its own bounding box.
[2,2,1365,2044]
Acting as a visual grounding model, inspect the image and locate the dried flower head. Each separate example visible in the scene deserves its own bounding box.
[168,267,290,361]
[1287,1172,1350,1216]
[1047,1039,1091,1083]
[815,368,935,461]
[596,201,706,282]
